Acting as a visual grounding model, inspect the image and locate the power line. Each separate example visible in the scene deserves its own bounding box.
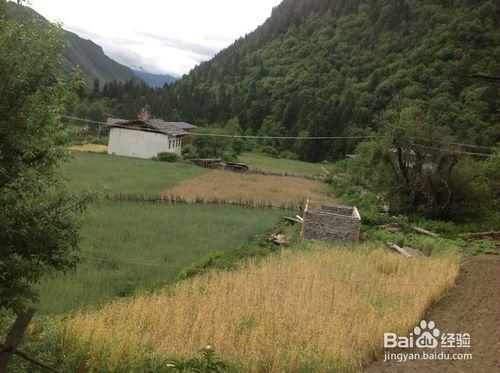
[60,114,495,155]
[189,133,381,140]
[61,115,107,125]
[414,145,493,158]
[60,115,380,140]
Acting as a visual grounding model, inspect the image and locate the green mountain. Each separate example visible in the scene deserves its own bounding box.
[167,0,499,161]
[5,1,139,86]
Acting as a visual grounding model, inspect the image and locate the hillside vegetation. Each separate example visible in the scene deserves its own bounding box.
[57,243,459,372]
[83,0,498,162]
[167,0,498,161]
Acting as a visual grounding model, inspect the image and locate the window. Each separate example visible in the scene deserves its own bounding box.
[169,141,171,149]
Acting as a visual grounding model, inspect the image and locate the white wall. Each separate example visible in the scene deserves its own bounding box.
[107,128,182,159]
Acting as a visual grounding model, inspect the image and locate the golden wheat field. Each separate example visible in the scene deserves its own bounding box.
[58,243,459,372]
[164,170,332,208]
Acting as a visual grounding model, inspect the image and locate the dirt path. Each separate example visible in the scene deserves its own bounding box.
[365,254,499,373]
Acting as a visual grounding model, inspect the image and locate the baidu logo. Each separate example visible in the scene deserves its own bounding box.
[384,320,471,350]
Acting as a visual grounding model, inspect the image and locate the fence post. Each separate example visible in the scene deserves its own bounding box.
[0,308,36,372]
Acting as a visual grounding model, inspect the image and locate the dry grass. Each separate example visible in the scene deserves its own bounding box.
[164,170,332,208]
[68,144,108,153]
[58,243,460,372]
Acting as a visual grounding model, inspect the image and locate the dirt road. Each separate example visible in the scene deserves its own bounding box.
[365,255,499,373]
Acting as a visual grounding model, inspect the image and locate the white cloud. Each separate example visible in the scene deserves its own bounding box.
[25,0,283,76]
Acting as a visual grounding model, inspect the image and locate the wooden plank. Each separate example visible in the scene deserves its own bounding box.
[387,242,412,257]
[386,242,426,258]
[412,226,439,238]
[460,231,500,241]
[0,344,60,373]
[378,223,403,233]
[0,308,36,372]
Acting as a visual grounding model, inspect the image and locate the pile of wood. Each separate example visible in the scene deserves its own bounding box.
[378,223,440,238]
[191,158,249,172]
[268,216,304,246]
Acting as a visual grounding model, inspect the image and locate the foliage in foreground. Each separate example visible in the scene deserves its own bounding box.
[55,242,459,372]
[167,346,231,373]
[0,1,87,313]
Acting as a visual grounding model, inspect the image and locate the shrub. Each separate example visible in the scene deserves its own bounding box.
[93,136,109,145]
[279,150,299,160]
[181,144,199,160]
[157,152,180,163]
[221,151,238,163]
[261,146,278,158]
[166,346,231,372]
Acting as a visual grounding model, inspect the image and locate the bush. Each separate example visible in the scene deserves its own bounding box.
[181,144,199,159]
[157,152,180,163]
[261,146,278,158]
[93,136,109,145]
[279,150,299,160]
[221,151,238,163]
[167,346,231,372]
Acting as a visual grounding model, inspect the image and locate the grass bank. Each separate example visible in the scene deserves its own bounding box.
[35,201,287,314]
[56,243,459,372]
[240,152,328,176]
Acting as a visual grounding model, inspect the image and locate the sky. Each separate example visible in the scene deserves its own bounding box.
[27,0,283,77]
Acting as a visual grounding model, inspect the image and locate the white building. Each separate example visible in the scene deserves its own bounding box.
[106,118,191,159]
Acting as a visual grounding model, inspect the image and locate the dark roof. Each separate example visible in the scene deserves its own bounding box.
[167,122,198,130]
[107,117,126,126]
[106,118,187,136]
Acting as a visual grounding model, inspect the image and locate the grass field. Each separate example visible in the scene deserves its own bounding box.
[57,243,459,372]
[36,201,287,314]
[165,170,332,208]
[60,152,205,195]
[240,153,328,176]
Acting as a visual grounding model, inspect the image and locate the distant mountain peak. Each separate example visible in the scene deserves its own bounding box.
[132,69,178,88]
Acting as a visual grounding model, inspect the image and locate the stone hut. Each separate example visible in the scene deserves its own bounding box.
[301,200,361,242]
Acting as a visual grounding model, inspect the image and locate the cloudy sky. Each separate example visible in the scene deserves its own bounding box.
[27,0,283,77]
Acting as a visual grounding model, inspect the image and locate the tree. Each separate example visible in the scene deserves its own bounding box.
[346,103,492,219]
[0,4,87,313]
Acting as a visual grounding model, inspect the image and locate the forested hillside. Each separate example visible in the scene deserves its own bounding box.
[165,0,498,161]
[5,1,139,86]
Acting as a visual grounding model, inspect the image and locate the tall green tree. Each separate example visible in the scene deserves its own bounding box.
[0,2,86,313]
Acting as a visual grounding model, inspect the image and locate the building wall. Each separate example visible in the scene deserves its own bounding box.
[302,210,361,242]
[107,128,182,159]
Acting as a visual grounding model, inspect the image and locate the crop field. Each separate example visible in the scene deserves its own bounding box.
[60,152,206,195]
[240,152,329,176]
[164,170,332,208]
[36,201,286,314]
[57,243,460,372]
